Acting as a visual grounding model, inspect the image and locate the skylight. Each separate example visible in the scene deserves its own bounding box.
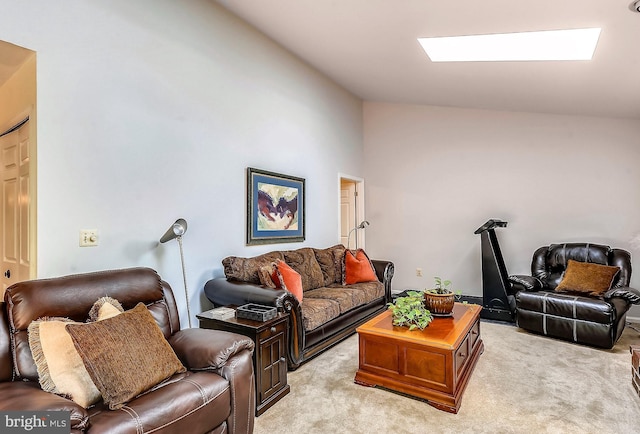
[418,28,601,62]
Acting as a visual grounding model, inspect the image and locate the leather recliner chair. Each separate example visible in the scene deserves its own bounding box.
[0,267,255,433]
[510,243,640,349]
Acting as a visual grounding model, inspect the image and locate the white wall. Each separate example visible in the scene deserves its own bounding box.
[363,102,640,317]
[0,0,363,327]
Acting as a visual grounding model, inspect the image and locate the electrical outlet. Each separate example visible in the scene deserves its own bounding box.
[79,229,99,247]
[416,268,423,277]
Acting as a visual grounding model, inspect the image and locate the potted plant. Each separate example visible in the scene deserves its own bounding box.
[423,277,460,316]
[387,291,433,330]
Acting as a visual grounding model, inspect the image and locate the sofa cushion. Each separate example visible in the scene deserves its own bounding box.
[555,260,620,297]
[343,249,378,285]
[86,371,231,434]
[271,260,304,302]
[305,287,364,314]
[283,248,324,291]
[66,303,186,410]
[26,298,125,408]
[222,251,284,284]
[303,281,384,329]
[330,281,385,304]
[516,290,616,324]
[0,381,90,432]
[313,245,346,286]
[300,298,341,331]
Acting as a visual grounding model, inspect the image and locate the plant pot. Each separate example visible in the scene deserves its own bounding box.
[423,291,455,316]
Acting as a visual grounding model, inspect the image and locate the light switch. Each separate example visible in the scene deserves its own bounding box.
[79,229,99,247]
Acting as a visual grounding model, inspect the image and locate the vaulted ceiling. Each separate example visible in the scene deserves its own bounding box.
[216,0,640,120]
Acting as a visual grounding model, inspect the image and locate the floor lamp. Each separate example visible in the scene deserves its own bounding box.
[347,220,370,250]
[160,218,191,328]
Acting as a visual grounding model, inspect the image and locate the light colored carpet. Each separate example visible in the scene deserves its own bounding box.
[254,321,640,434]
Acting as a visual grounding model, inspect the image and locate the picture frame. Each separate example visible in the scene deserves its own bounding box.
[247,167,305,245]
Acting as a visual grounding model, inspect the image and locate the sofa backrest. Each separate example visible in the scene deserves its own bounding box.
[282,248,324,291]
[3,267,180,381]
[313,245,346,287]
[532,243,632,290]
[223,245,347,291]
[223,251,285,285]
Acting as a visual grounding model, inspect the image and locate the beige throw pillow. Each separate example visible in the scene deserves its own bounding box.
[66,303,186,410]
[27,297,124,408]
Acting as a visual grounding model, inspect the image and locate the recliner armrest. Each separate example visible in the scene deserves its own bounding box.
[603,286,640,304]
[169,328,254,371]
[509,275,543,292]
[170,329,256,434]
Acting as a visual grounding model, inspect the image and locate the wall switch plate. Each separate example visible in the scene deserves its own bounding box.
[79,229,99,247]
[416,268,423,277]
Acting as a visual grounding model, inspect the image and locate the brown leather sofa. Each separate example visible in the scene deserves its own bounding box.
[0,267,256,434]
[511,243,640,349]
[204,245,394,370]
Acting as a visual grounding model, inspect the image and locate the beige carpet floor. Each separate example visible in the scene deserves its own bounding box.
[254,321,640,434]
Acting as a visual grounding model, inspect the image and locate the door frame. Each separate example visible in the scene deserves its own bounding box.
[338,173,365,250]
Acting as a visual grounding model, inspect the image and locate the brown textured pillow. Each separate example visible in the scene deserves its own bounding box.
[27,297,126,408]
[66,303,186,410]
[555,260,620,297]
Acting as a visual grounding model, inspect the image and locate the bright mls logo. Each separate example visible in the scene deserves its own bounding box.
[1,411,69,433]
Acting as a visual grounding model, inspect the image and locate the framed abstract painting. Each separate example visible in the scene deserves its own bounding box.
[247,167,305,245]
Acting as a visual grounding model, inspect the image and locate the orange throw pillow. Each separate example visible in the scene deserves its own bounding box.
[271,260,303,302]
[344,249,378,285]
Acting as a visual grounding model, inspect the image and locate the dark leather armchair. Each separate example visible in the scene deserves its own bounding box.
[510,243,640,349]
[1,267,255,433]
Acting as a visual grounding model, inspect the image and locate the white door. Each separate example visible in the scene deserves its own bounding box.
[1,121,31,296]
[340,180,357,247]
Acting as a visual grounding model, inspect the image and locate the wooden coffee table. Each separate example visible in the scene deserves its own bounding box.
[354,303,483,413]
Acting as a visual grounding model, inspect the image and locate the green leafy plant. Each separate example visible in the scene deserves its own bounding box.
[425,276,461,297]
[387,291,433,330]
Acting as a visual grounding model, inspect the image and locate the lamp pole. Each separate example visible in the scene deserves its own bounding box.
[160,218,191,328]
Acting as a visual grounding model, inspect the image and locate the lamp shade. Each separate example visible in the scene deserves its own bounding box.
[357,220,370,229]
[347,220,370,249]
[160,218,188,243]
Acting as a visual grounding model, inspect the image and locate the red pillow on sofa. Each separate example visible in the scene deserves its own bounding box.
[344,249,378,285]
[271,260,303,302]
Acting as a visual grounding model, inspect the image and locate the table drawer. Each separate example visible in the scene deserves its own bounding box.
[258,319,287,341]
[454,319,480,377]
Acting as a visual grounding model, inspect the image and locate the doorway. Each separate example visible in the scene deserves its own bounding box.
[339,175,366,250]
[0,39,37,297]
[0,119,32,294]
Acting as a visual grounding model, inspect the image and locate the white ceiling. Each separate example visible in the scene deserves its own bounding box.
[216,0,640,120]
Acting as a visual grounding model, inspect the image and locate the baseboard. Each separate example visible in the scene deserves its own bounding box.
[627,315,640,324]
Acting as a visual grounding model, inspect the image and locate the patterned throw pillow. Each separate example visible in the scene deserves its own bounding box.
[66,303,186,410]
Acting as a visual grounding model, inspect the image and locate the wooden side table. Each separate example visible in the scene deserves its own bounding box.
[197,309,290,416]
